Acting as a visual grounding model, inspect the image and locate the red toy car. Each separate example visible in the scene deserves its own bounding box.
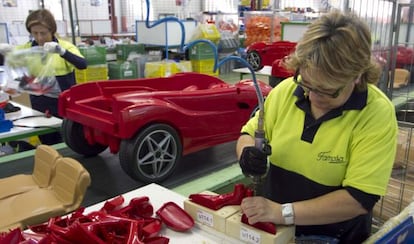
[58,72,272,183]
[245,41,296,71]
[394,45,414,68]
[269,58,295,87]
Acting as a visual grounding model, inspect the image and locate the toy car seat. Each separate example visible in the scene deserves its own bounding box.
[0,145,61,200]
[0,157,91,231]
[391,68,410,89]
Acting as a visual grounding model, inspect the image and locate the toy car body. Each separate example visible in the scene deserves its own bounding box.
[269,59,295,87]
[58,72,272,183]
[245,41,296,71]
[392,45,413,68]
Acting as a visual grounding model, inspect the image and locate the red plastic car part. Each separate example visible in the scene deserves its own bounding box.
[241,187,277,235]
[0,194,180,244]
[101,196,154,219]
[271,58,295,78]
[102,195,125,211]
[0,228,24,244]
[156,201,195,232]
[189,183,248,210]
[144,236,169,244]
[241,213,277,235]
[141,217,163,238]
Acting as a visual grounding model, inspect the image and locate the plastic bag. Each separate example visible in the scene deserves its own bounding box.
[4,47,60,97]
[0,67,9,107]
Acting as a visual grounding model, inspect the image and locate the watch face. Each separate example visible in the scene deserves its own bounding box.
[282,204,293,215]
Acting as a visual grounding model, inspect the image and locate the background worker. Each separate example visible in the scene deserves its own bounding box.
[12,9,87,145]
[237,10,398,243]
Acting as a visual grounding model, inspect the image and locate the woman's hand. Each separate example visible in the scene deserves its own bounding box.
[241,196,282,225]
[0,43,13,55]
[44,42,66,55]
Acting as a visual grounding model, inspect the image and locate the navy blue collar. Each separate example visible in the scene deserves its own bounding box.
[293,85,368,124]
[294,85,367,112]
[293,86,368,142]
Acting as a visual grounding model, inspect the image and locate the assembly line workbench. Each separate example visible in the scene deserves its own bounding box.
[84,183,245,243]
[0,101,62,143]
[85,183,295,243]
[232,65,272,80]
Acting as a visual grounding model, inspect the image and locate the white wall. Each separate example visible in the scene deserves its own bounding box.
[0,1,39,22]
[0,0,228,43]
[75,0,109,20]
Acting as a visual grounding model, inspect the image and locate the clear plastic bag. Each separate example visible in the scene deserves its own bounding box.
[4,46,60,97]
[0,67,9,107]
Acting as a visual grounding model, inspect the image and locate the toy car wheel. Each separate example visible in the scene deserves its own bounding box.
[119,124,182,183]
[62,119,108,157]
[246,51,263,71]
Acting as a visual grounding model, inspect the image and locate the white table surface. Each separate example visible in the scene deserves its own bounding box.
[85,183,242,244]
[0,101,62,142]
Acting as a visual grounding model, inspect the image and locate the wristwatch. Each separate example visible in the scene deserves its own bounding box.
[281,203,295,225]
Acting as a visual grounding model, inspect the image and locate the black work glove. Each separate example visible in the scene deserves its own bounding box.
[239,146,271,177]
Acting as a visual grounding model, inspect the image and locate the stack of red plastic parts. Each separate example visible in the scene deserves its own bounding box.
[0,195,194,244]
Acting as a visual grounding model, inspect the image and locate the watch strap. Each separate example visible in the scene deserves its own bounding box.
[281,203,294,225]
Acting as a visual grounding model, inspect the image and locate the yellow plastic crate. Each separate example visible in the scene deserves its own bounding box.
[189,24,221,44]
[191,59,215,72]
[240,0,250,6]
[191,59,218,76]
[145,60,192,78]
[75,65,108,83]
[177,60,192,73]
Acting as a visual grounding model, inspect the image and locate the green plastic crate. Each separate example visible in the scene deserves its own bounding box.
[108,61,138,79]
[189,43,216,60]
[79,46,107,65]
[116,44,146,61]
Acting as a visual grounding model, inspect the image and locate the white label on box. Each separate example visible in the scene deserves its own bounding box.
[124,70,133,76]
[196,209,214,227]
[240,226,261,244]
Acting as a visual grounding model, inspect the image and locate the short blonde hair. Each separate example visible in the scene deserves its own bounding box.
[25,9,57,35]
[284,10,380,91]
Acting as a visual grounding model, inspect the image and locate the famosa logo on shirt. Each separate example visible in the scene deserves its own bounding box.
[317,151,346,164]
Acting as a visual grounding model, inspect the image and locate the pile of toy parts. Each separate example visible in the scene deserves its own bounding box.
[0,194,194,244]
[0,183,277,243]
